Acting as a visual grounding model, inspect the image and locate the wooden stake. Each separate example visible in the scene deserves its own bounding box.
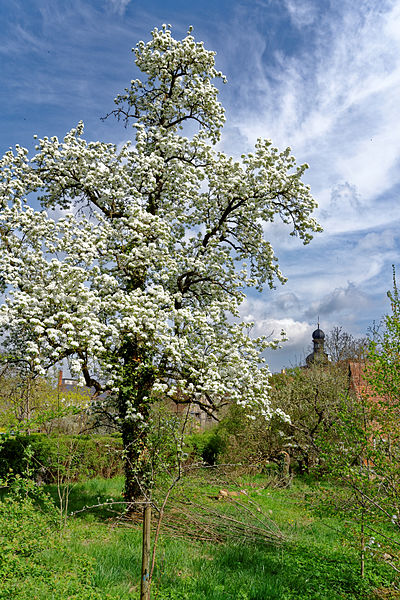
[360,509,365,578]
[140,503,151,600]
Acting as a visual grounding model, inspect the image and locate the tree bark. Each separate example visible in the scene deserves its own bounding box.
[118,345,156,509]
[121,417,150,509]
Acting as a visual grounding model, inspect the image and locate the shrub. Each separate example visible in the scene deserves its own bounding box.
[0,434,123,482]
[185,429,227,465]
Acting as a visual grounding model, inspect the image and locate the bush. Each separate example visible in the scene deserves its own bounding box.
[0,483,57,598]
[210,404,276,471]
[0,434,123,482]
[185,429,227,465]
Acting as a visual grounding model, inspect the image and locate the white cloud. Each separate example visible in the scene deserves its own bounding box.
[225,1,400,226]
[356,230,397,253]
[212,2,400,361]
[240,295,310,345]
[263,317,315,371]
[260,317,310,348]
[283,0,317,28]
[107,0,132,15]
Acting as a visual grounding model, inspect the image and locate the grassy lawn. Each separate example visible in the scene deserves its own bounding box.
[1,473,398,599]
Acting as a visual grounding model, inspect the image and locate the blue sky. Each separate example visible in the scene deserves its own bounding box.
[1,0,400,371]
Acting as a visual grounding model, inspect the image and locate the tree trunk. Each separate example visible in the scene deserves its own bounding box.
[121,417,150,509]
[118,345,156,509]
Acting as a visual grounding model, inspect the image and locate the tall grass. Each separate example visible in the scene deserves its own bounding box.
[1,474,396,599]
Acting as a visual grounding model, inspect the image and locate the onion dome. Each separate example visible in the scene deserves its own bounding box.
[312,328,325,340]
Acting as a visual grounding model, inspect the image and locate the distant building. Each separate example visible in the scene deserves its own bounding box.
[305,325,329,367]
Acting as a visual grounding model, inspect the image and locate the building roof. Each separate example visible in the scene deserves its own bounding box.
[312,328,325,340]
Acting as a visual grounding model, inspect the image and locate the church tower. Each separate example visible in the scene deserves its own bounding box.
[306,324,329,367]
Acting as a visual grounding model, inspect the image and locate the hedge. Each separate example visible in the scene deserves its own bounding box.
[0,434,123,483]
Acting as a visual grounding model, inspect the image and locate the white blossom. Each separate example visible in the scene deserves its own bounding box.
[0,25,321,421]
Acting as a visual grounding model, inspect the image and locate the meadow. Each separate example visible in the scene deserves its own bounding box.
[1,471,398,600]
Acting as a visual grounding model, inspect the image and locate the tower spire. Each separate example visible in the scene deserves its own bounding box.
[305,322,329,367]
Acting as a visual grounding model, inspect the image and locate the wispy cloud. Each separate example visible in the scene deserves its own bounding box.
[282,0,317,28]
[106,0,132,16]
[208,1,400,357]
[223,1,400,220]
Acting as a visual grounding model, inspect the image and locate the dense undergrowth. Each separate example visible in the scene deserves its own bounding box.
[1,472,398,600]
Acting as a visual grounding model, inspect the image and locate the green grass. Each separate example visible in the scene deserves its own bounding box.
[1,474,398,599]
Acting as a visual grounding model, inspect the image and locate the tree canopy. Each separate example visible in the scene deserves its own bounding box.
[0,26,321,499]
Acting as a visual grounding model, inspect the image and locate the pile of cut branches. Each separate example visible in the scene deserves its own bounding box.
[154,468,285,546]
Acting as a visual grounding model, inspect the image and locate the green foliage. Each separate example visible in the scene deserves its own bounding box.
[318,271,400,575]
[155,592,190,600]
[0,433,123,482]
[204,364,353,475]
[185,429,227,465]
[319,389,400,571]
[0,490,56,598]
[0,366,90,434]
[46,475,125,518]
[0,472,395,599]
[146,402,187,478]
[47,475,395,600]
[215,403,279,470]
[0,469,113,600]
[268,364,352,472]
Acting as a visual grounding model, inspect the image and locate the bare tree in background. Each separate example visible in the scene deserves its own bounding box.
[325,326,369,364]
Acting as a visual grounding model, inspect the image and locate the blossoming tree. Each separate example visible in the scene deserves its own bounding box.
[0,26,321,503]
